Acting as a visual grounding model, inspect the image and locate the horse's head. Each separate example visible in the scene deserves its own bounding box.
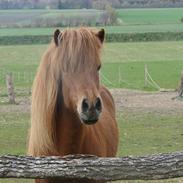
[53,28,105,125]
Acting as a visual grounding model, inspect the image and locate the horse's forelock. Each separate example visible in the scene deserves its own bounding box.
[55,28,102,73]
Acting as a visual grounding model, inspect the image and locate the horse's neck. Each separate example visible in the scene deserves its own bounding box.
[56,106,84,155]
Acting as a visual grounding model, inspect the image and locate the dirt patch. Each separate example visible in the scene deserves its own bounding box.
[0,89,183,116]
[0,96,30,113]
[112,89,183,116]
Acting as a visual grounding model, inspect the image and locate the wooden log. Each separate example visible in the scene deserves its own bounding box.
[0,152,183,180]
[6,73,16,104]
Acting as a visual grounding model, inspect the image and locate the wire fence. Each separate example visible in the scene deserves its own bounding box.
[0,68,35,96]
[0,65,163,99]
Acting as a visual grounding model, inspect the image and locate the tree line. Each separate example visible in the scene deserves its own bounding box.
[0,0,183,9]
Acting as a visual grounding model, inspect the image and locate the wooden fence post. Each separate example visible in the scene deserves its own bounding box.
[144,64,147,87]
[178,71,183,97]
[6,73,16,104]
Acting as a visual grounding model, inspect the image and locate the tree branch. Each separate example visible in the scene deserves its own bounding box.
[0,152,183,180]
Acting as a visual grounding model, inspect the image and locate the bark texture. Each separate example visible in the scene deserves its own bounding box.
[0,152,183,181]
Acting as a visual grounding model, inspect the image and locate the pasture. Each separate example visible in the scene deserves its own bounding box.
[0,9,102,28]
[116,8,183,25]
[1,41,183,93]
[1,23,183,36]
[0,8,183,36]
[1,102,183,157]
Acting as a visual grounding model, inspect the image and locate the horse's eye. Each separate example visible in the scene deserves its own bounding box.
[97,65,101,71]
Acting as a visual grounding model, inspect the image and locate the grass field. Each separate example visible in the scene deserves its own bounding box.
[1,41,183,92]
[0,9,102,28]
[1,112,182,156]
[1,8,183,36]
[1,8,183,26]
[2,23,183,36]
[1,112,182,157]
[116,8,183,25]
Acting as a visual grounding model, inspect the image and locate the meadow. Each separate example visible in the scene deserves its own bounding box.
[116,8,183,25]
[1,112,182,157]
[1,23,183,36]
[1,41,183,92]
[0,9,102,28]
[0,8,183,36]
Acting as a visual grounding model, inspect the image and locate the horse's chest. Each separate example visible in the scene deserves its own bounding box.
[57,127,84,155]
[58,123,106,156]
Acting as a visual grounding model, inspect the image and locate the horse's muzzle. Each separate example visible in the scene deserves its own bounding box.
[80,97,102,125]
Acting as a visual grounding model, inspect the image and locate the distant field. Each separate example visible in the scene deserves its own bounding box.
[0,41,183,91]
[1,8,183,26]
[2,23,183,37]
[116,8,183,25]
[0,9,102,28]
[1,8,183,36]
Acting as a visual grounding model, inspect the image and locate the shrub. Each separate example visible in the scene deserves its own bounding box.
[1,32,183,45]
[181,17,183,23]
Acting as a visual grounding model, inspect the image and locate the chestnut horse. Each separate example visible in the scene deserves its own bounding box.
[28,27,118,183]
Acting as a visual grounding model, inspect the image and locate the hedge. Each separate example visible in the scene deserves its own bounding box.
[0,35,51,45]
[105,32,183,42]
[1,32,183,45]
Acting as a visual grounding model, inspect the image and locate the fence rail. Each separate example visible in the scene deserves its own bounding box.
[0,152,183,180]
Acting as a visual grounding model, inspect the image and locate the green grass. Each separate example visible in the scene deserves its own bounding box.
[117,8,183,25]
[117,113,183,156]
[0,180,32,183]
[1,41,183,91]
[1,112,182,157]
[0,9,102,28]
[2,23,183,37]
[102,42,183,63]
[0,113,32,183]
[1,8,183,26]
[0,113,29,155]
[101,61,183,90]
[1,8,183,36]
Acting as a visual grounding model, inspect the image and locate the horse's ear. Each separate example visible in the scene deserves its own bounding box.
[96,28,105,43]
[54,29,62,46]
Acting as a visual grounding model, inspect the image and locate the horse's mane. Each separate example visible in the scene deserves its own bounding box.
[28,27,103,156]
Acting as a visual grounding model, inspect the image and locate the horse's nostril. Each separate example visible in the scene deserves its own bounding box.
[95,97,102,112]
[80,97,101,124]
[82,98,89,112]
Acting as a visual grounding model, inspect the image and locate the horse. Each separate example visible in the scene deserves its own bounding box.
[28,27,119,183]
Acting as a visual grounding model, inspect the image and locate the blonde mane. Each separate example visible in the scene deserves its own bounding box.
[55,27,102,73]
[28,27,103,156]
